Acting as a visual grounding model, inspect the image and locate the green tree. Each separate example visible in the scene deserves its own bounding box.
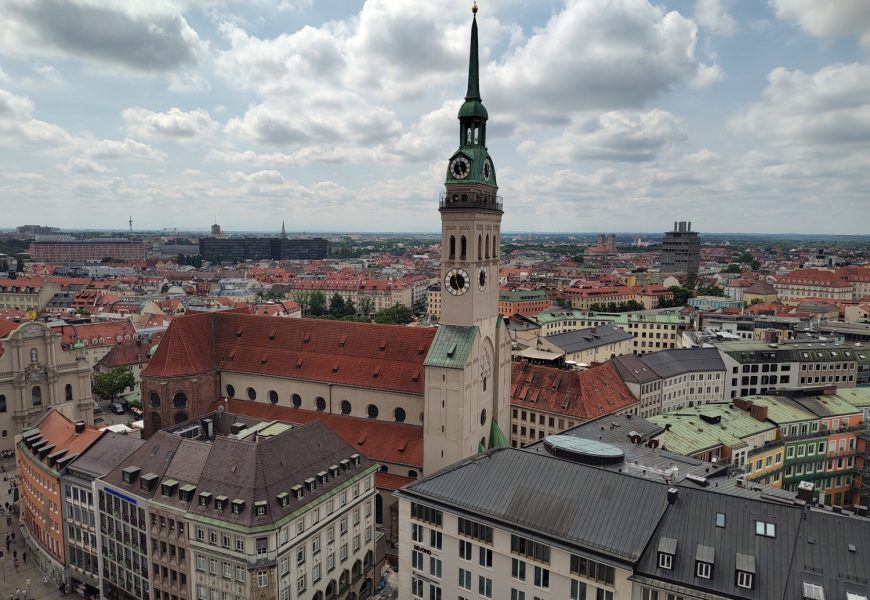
[359,297,375,318]
[308,291,327,316]
[75,307,91,316]
[697,285,725,297]
[92,367,136,400]
[329,293,346,318]
[723,263,742,273]
[374,303,413,324]
[658,286,694,308]
[684,272,699,291]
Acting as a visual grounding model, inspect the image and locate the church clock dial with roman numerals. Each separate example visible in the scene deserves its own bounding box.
[445,267,470,295]
[450,156,470,179]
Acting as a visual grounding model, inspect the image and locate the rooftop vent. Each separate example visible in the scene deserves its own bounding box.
[74,421,86,434]
[667,488,679,504]
[230,422,247,435]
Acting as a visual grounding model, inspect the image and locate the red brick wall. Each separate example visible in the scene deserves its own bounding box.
[141,371,220,437]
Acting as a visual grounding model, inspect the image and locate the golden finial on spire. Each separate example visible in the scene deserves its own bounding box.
[471,1,478,14]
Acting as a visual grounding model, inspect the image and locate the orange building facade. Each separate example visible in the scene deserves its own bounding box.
[17,410,101,582]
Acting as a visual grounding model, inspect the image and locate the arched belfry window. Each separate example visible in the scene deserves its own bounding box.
[478,235,482,260]
[485,234,490,259]
[492,235,497,257]
[460,236,467,260]
[449,236,456,260]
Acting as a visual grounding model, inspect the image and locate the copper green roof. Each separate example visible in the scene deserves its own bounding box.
[488,419,509,449]
[835,387,870,408]
[650,403,776,456]
[425,325,478,370]
[740,395,816,424]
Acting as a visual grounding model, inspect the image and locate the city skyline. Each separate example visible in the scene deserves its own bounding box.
[1,0,869,234]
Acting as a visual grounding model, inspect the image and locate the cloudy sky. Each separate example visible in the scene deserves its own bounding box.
[0,0,869,234]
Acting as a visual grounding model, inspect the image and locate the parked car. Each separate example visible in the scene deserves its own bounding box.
[93,403,104,415]
[110,402,126,415]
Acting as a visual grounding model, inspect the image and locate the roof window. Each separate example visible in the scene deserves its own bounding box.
[198,492,212,507]
[715,512,726,528]
[121,466,140,484]
[230,499,244,514]
[276,492,289,507]
[802,582,825,600]
[215,495,228,510]
[755,520,775,538]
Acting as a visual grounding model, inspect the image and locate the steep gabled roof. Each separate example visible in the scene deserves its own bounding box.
[142,312,216,377]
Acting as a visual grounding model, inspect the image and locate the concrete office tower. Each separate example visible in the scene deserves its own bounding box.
[661,221,700,274]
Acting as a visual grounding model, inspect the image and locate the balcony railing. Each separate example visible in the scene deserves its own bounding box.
[439,192,503,212]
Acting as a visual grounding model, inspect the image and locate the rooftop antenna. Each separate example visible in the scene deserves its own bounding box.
[128,216,133,237]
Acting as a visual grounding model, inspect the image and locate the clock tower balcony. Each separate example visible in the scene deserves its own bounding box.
[439,191,502,213]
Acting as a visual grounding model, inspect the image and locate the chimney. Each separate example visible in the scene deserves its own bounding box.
[822,386,836,396]
[74,421,86,434]
[667,488,679,504]
[749,404,768,422]
[856,505,868,517]
[796,481,814,504]
[733,398,752,411]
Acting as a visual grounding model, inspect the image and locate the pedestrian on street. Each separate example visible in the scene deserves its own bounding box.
[14,588,19,600]
[43,574,48,585]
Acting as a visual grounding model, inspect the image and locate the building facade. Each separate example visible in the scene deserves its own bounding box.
[198,237,329,262]
[0,321,95,452]
[29,239,146,263]
[17,411,102,583]
[660,221,700,274]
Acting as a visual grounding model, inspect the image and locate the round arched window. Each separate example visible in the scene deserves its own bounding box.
[480,408,487,426]
[315,397,326,411]
[367,404,379,419]
[408,470,418,478]
[226,384,235,398]
[172,392,187,408]
[379,465,389,473]
[247,387,256,401]
[292,394,302,408]
[149,391,160,408]
[268,390,278,404]
[394,407,406,423]
[340,400,352,415]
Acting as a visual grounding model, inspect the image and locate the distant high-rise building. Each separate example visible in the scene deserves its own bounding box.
[661,221,700,274]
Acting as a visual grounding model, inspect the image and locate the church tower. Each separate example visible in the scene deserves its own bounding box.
[423,2,511,473]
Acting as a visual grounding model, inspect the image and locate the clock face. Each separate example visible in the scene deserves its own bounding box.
[450,157,470,180]
[483,159,492,181]
[478,266,487,290]
[445,268,471,296]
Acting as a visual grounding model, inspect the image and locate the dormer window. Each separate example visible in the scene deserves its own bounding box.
[317,471,328,485]
[736,553,755,590]
[231,499,244,514]
[276,492,289,507]
[657,537,676,570]
[215,496,228,511]
[198,492,212,507]
[329,465,339,478]
[178,484,196,502]
[305,477,316,492]
[802,582,825,599]
[695,545,714,579]
[292,484,304,500]
[161,480,178,497]
[254,501,268,517]
[351,453,360,466]
[340,459,350,472]
[122,466,140,484]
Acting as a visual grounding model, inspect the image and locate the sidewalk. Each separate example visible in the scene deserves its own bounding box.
[0,459,58,600]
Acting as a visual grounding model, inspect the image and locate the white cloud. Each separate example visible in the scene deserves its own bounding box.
[695,0,736,36]
[771,0,870,46]
[519,109,686,163]
[61,158,111,174]
[486,0,720,125]
[730,63,870,152]
[0,0,207,72]
[122,107,219,141]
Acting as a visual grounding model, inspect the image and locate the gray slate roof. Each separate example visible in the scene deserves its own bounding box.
[640,348,725,379]
[546,325,633,354]
[612,353,662,384]
[560,412,664,443]
[633,485,805,600]
[67,433,145,478]
[399,447,672,562]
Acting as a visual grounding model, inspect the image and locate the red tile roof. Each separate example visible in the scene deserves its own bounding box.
[375,472,416,491]
[52,321,137,348]
[97,336,163,369]
[145,312,436,395]
[777,269,851,288]
[211,399,423,467]
[24,409,102,468]
[511,361,637,420]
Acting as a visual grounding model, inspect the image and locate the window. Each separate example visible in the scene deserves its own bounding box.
[0,395,5,413]
[411,576,424,598]
[257,571,268,588]
[802,582,825,599]
[658,553,673,570]
[429,557,442,578]
[641,590,659,600]
[715,513,726,528]
[459,540,472,561]
[411,502,443,526]
[511,558,526,581]
[412,550,424,571]
[429,530,442,550]
[737,571,753,589]
[235,566,245,582]
[755,521,776,538]
[479,547,492,568]
[510,535,550,564]
[533,566,549,589]
[411,524,424,543]
[268,390,278,404]
[478,576,493,598]
[458,517,493,543]
[340,400,352,414]
[296,574,305,594]
[696,562,712,579]
[571,581,588,600]
[511,590,526,600]
[246,387,256,400]
[31,385,42,407]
